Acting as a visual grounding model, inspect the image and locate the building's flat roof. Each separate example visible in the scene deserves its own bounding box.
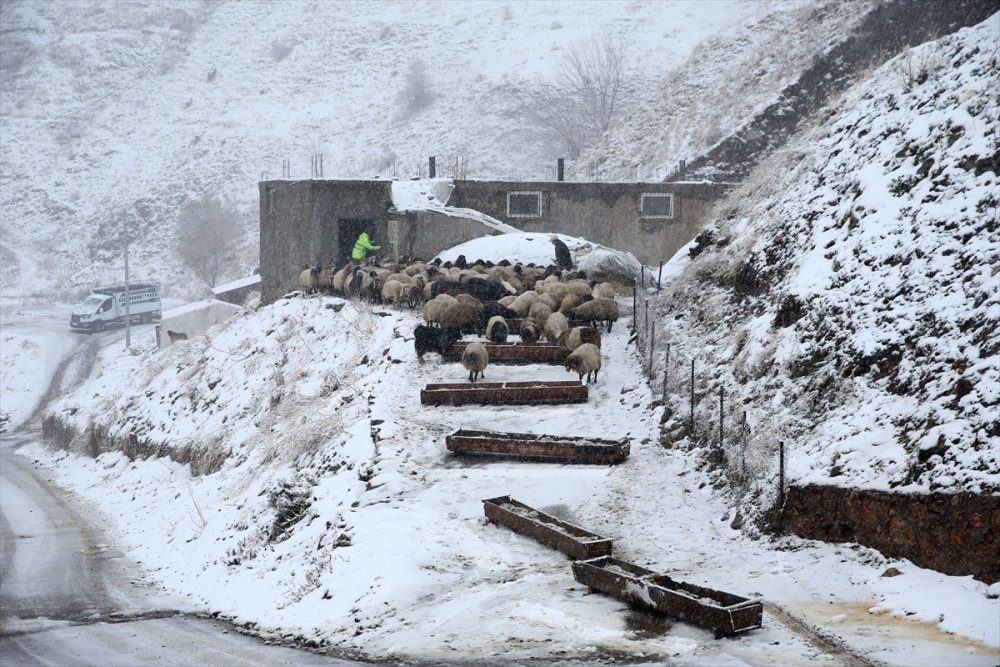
[212,274,261,294]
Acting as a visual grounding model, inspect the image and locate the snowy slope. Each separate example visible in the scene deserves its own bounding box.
[0,0,865,300]
[579,0,876,181]
[28,281,1000,663]
[6,5,999,664]
[655,16,999,502]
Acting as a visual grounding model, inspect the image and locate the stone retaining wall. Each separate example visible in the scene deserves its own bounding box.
[42,415,226,476]
[782,484,999,583]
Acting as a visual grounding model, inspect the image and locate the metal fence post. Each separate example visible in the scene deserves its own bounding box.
[644,302,649,355]
[689,358,695,436]
[741,411,747,476]
[661,343,670,403]
[719,386,724,452]
[632,285,637,334]
[649,327,655,377]
[779,441,786,513]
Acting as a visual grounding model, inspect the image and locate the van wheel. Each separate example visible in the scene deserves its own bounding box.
[93,321,106,333]
[141,312,151,324]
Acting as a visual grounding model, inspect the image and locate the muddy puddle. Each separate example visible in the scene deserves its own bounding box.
[787,600,998,658]
[624,607,674,639]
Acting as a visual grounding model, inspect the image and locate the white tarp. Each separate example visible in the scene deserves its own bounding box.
[211,273,261,295]
[156,299,243,348]
[390,178,521,234]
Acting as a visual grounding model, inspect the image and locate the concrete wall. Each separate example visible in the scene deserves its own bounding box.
[447,180,723,266]
[390,210,504,263]
[259,180,393,303]
[259,179,728,304]
[783,484,999,583]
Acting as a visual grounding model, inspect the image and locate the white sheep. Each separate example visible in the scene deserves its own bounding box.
[381,279,405,307]
[570,297,619,332]
[297,266,321,294]
[591,281,616,300]
[528,301,553,328]
[486,315,509,344]
[558,325,601,351]
[544,311,569,344]
[565,342,601,384]
[461,341,489,382]
[518,318,542,344]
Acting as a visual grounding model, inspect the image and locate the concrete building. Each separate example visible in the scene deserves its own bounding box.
[259,177,729,304]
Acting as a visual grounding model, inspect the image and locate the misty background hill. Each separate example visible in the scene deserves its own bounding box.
[1,0,880,301]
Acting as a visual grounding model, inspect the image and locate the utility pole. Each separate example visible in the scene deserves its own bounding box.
[123,218,131,349]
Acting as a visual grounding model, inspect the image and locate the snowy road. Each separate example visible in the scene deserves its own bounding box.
[0,310,360,666]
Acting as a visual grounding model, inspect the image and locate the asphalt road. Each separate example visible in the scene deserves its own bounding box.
[0,317,361,666]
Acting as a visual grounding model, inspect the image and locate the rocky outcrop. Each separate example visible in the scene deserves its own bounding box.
[682,0,1000,181]
[783,485,999,583]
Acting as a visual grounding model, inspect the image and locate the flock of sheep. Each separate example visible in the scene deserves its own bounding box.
[296,255,620,384]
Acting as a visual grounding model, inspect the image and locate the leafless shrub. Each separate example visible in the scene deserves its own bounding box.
[175,193,241,288]
[267,475,315,542]
[271,39,294,62]
[398,57,433,117]
[895,46,944,92]
[515,33,635,157]
[514,79,590,158]
[558,33,633,135]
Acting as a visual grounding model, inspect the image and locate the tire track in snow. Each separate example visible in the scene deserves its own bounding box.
[766,602,887,667]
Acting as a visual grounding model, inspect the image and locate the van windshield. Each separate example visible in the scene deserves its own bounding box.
[83,295,105,310]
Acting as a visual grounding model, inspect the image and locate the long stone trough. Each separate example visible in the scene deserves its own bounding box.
[572,556,764,638]
[444,340,569,365]
[447,429,629,464]
[483,495,613,560]
[421,380,587,406]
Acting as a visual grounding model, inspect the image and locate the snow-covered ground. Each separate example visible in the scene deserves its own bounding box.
[9,231,997,664]
[3,2,998,664]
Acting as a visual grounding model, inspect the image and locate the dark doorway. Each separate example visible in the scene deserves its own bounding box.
[336,219,376,264]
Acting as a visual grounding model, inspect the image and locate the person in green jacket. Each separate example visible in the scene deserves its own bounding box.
[351,231,380,260]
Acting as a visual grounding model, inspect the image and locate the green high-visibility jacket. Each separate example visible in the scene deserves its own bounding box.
[351,232,380,260]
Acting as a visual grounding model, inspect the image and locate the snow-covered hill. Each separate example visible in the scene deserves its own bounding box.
[0,0,867,300]
[31,289,999,663]
[5,4,999,663]
[655,15,998,508]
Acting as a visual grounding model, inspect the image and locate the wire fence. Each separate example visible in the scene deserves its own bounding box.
[631,281,787,513]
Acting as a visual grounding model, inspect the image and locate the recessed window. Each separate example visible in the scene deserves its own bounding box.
[640,193,674,219]
[507,191,542,217]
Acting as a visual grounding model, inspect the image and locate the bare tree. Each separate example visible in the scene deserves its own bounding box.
[559,33,633,134]
[515,78,590,159]
[514,33,634,158]
[398,57,433,117]
[175,193,240,288]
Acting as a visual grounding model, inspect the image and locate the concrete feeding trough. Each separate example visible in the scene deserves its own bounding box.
[444,340,568,365]
[447,429,629,464]
[483,495,613,560]
[572,556,764,638]
[421,380,587,406]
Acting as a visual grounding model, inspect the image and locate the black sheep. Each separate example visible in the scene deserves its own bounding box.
[414,325,461,364]
[479,301,520,332]
[463,276,507,302]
